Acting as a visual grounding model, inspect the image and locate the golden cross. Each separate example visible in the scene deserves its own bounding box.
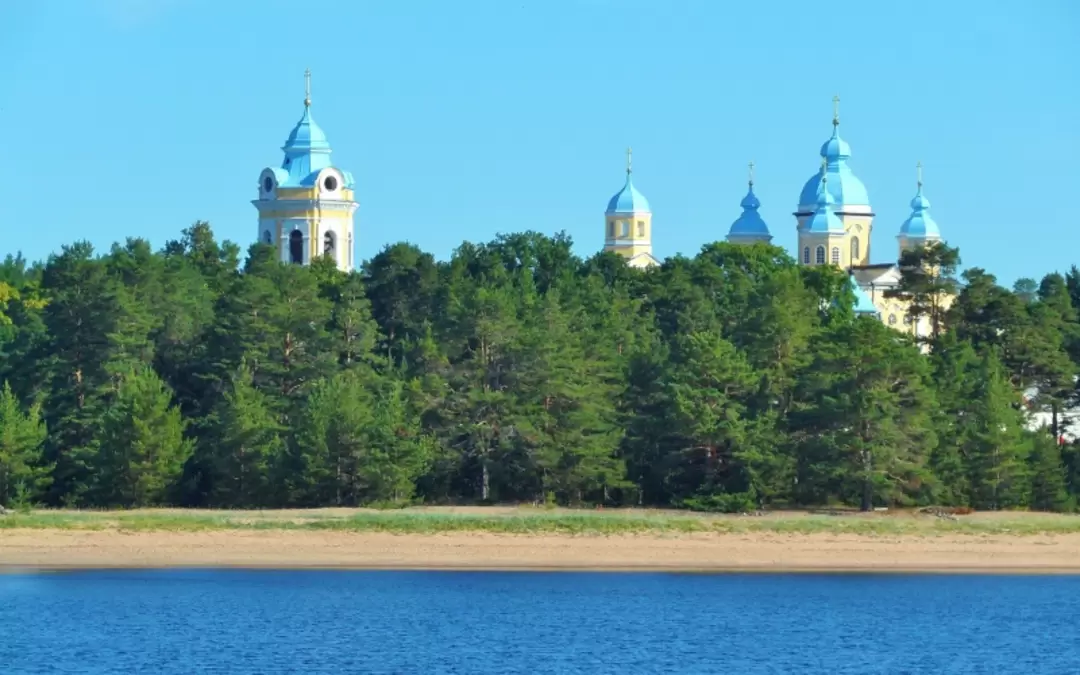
[304,68,312,107]
[748,161,755,186]
[832,94,840,126]
[916,160,923,188]
[626,147,633,174]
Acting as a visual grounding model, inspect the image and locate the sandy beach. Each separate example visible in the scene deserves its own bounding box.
[4,528,1080,573]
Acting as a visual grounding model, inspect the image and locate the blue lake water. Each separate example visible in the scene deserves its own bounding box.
[1,570,1078,674]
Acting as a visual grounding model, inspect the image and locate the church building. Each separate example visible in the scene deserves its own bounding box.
[602,97,951,336]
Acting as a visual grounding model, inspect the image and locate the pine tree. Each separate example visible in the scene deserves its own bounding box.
[927,333,980,505]
[203,363,285,507]
[884,241,961,344]
[0,382,50,506]
[293,369,432,505]
[664,331,760,508]
[325,273,382,369]
[37,242,119,504]
[1027,433,1073,512]
[513,291,627,504]
[90,367,192,507]
[962,353,1030,510]
[793,318,936,511]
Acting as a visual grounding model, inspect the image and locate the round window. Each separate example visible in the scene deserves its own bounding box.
[323,175,338,192]
[262,176,273,193]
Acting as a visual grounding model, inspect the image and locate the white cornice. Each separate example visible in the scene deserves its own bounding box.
[252,198,358,212]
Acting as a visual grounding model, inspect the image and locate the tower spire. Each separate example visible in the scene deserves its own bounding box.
[626,146,633,175]
[748,160,755,187]
[916,160,923,189]
[304,68,312,108]
[820,156,828,183]
[832,94,840,127]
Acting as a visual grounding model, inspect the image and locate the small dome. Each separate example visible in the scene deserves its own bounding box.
[283,106,331,153]
[802,178,845,234]
[798,125,871,210]
[606,173,651,214]
[277,103,334,187]
[820,132,852,161]
[898,185,942,240]
[848,273,879,315]
[727,184,771,241]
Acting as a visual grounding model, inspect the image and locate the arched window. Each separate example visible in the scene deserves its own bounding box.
[289,230,304,264]
[608,221,615,238]
[850,236,860,262]
[903,315,913,326]
[324,231,336,257]
[831,247,840,265]
[619,220,629,237]
[637,221,645,237]
[815,246,826,265]
[802,247,810,264]
[888,314,897,325]
[262,230,272,244]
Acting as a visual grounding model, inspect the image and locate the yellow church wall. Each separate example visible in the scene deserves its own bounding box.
[257,209,356,220]
[603,211,654,267]
[797,234,848,267]
[275,187,316,200]
[274,187,355,203]
[842,215,873,266]
[606,214,651,243]
[609,243,654,260]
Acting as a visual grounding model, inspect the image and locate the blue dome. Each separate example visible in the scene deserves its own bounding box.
[279,103,334,187]
[848,273,879,315]
[898,185,942,240]
[820,132,852,161]
[606,172,651,214]
[798,125,871,210]
[284,106,331,153]
[727,185,771,240]
[802,178,845,234]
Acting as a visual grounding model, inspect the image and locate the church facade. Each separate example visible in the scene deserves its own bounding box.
[603,97,948,337]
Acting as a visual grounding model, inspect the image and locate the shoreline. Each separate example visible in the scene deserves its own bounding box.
[5,528,1080,574]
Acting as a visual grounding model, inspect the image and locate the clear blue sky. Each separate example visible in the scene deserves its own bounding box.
[2,0,1078,286]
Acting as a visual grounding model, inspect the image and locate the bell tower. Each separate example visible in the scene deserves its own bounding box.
[252,69,359,272]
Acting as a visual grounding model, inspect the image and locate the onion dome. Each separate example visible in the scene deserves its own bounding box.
[797,96,871,211]
[606,148,651,214]
[802,160,845,234]
[727,161,772,243]
[898,162,942,242]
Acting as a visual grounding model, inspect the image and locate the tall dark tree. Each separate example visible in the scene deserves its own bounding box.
[885,241,961,343]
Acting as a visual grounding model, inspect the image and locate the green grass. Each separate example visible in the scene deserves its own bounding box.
[4,507,1080,536]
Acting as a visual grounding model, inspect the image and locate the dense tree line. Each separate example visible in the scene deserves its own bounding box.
[1,222,1078,512]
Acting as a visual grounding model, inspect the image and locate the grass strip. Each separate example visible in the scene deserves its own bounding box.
[3,509,1080,536]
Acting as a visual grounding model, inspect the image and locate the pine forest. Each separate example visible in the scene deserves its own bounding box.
[0,223,1078,513]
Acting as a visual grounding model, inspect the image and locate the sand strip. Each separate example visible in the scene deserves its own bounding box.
[3,529,1080,573]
